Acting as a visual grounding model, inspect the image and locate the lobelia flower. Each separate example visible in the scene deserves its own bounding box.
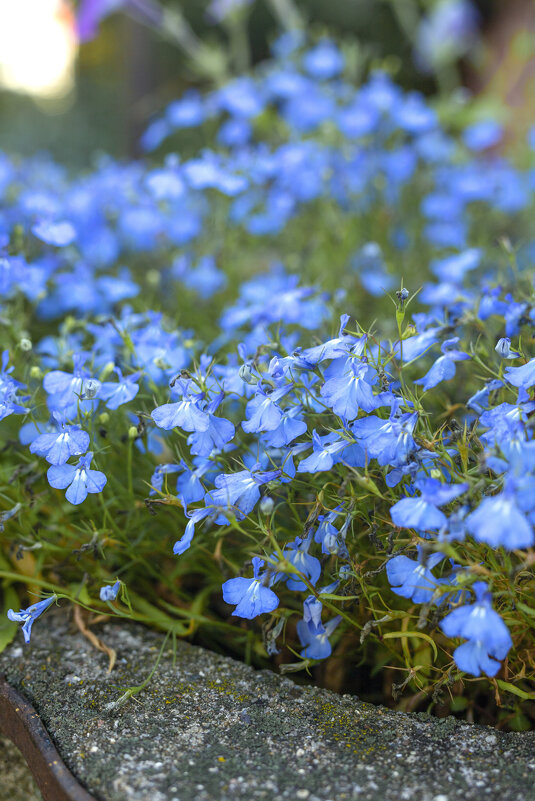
[297,314,361,366]
[242,384,292,434]
[465,488,533,550]
[29,413,89,465]
[43,355,101,418]
[261,405,307,447]
[32,219,76,247]
[210,465,281,517]
[504,356,535,390]
[352,408,418,467]
[151,379,209,432]
[99,367,140,410]
[297,601,341,660]
[149,463,182,495]
[222,557,279,619]
[415,337,470,391]
[300,595,324,634]
[176,458,213,506]
[463,120,503,152]
[320,359,378,419]
[387,546,446,603]
[100,581,120,601]
[47,452,107,505]
[440,582,512,677]
[0,350,27,421]
[390,478,469,532]
[173,506,214,555]
[302,40,344,81]
[282,535,322,591]
[297,430,363,474]
[187,393,235,456]
[8,595,56,644]
[314,507,351,557]
[466,378,503,414]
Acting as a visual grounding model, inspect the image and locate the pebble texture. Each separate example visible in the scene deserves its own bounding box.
[1,615,535,801]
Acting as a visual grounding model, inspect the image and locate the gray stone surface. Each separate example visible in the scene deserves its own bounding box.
[1,614,535,801]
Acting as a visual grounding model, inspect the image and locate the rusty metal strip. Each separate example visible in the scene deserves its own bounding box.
[0,674,97,801]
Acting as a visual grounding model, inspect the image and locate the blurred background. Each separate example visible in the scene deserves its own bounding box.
[0,0,533,166]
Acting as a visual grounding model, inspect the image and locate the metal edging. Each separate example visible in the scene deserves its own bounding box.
[0,674,98,801]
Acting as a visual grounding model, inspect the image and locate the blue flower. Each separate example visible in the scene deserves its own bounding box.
[242,384,291,434]
[149,463,182,496]
[387,547,445,603]
[100,581,120,601]
[8,595,56,644]
[504,357,535,390]
[415,337,470,391]
[297,315,362,366]
[297,610,341,660]
[210,466,280,517]
[297,430,362,474]
[32,220,76,247]
[151,379,209,432]
[99,367,140,409]
[302,40,344,80]
[177,458,213,505]
[314,507,351,557]
[451,639,508,677]
[390,496,447,531]
[261,406,307,447]
[29,415,89,465]
[0,350,27,421]
[466,491,533,550]
[440,582,512,677]
[43,355,100,417]
[463,120,503,152]
[47,452,107,505]
[320,359,378,419]
[390,478,468,532]
[283,535,322,591]
[188,393,235,456]
[173,506,214,555]
[352,409,418,467]
[222,557,279,619]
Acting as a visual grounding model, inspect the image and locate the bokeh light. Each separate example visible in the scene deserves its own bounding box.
[0,0,76,99]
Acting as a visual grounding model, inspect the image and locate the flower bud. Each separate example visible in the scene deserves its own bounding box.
[19,338,32,352]
[239,363,259,385]
[83,379,99,399]
[495,337,519,359]
[260,496,274,515]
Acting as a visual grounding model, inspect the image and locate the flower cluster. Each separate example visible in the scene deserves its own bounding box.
[2,28,535,723]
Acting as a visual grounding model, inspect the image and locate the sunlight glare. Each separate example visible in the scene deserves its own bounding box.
[0,0,76,98]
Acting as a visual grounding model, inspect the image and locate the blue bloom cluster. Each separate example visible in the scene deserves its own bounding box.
[3,31,535,709]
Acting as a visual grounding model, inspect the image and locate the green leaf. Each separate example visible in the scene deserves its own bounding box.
[496,680,535,701]
[517,602,535,618]
[382,630,438,661]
